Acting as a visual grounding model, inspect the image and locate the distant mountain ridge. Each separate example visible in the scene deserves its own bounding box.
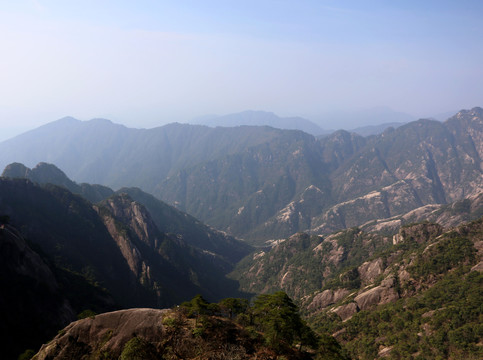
[314,107,415,129]
[0,107,481,244]
[160,108,483,243]
[348,122,405,136]
[191,110,329,136]
[1,105,482,359]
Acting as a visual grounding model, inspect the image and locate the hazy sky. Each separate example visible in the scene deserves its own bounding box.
[1,0,482,140]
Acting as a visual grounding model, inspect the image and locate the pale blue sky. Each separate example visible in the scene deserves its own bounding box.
[1,0,482,139]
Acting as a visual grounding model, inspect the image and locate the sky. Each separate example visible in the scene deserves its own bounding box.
[1,0,482,140]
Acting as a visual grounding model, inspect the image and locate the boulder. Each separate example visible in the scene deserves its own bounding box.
[332,302,359,321]
[308,288,351,311]
[354,276,399,311]
[358,258,384,285]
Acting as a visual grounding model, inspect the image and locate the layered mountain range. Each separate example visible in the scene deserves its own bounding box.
[1,107,482,358]
[230,216,483,359]
[0,108,481,245]
[0,164,252,357]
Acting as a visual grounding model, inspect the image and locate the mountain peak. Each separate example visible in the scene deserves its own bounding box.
[452,107,483,119]
[1,162,31,178]
[88,118,114,125]
[2,162,79,194]
[57,116,81,123]
[192,109,325,135]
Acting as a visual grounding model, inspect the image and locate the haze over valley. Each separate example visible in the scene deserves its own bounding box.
[1,107,482,359]
[1,1,483,359]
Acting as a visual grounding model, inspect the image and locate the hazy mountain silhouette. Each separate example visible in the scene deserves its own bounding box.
[0,108,481,244]
[191,110,329,135]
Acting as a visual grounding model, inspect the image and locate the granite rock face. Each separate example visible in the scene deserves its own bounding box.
[354,276,400,311]
[333,302,359,321]
[33,308,169,360]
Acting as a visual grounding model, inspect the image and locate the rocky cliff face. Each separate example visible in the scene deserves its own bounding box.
[116,186,252,264]
[306,218,483,359]
[231,229,392,300]
[3,162,253,262]
[158,108,483,244]
[1,109,482,244]
[358,191,483,234]
[233,211,483,321]
[0,178,247,311]
[96,193,245,306]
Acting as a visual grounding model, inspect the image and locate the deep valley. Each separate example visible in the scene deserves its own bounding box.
[1,108,482,359]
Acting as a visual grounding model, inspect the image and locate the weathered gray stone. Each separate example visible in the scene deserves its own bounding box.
[333,302,359,321]
[34,308,169,360]
[358,258,384,285]
[354,276,399,310]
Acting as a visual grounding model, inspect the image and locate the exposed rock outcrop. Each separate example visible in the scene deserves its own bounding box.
[33,308,168,360]
[33,307,319,360]
[358,258,384,286]
[308,288,350,311]
[354,276,399,311]
[332,302,359,321]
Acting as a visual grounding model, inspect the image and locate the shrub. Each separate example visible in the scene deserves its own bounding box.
[119,337,157,360]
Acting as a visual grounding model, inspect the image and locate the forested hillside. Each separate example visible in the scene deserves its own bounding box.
[1,108,481,244]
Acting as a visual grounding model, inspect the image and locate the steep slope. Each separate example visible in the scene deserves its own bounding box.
[330,114,483,204]
[0,223,73,359]
[359,191,483,234]
[231,215,483,359]
[231,229,392,299]
[0,178,246,310]
[0,178,142,306]
[2,162,253,264]
[308,219,483,359]
[116,187,252,263]
[157,129,331,242]
[272,109,483,242]
[0,108,481,244]
[0,221,115,359]
[96,193,244,304]
[231,194,483,301]
[229,198,483,358]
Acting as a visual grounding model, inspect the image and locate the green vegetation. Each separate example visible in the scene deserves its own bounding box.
[17,349,35,360]
[408,231,476,279]
[311,269,483,360]
[310,219,483,359]
[231,229,390,299]
[251,291,317,351]
[77,309,97,320]
[120,337,157,360]
[177,292,347,358]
